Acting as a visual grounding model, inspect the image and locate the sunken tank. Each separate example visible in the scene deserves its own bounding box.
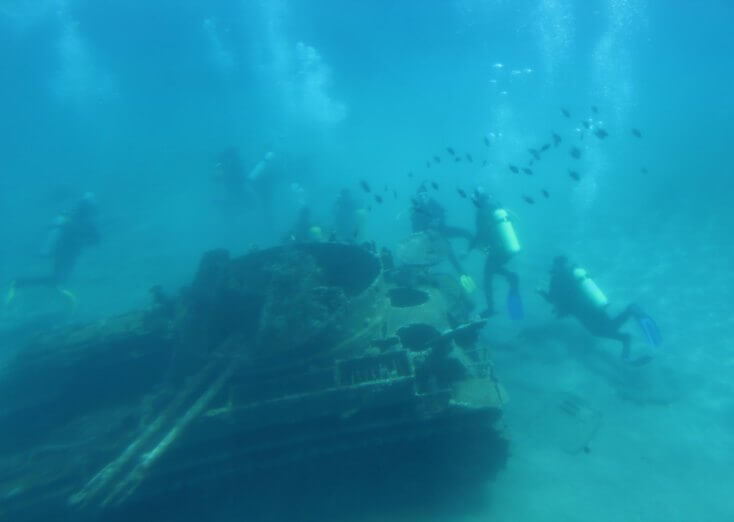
[0,242,507,521]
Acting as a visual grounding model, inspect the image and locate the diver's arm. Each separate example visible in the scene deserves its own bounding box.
[442,225,473,241]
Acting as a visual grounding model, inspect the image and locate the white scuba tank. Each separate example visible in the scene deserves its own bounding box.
[248,151,275,181]
[493,208,521,254]
[572,267,609,308]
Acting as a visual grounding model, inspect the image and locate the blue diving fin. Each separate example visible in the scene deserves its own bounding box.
[507,291,524,321]
[633,306,662,349]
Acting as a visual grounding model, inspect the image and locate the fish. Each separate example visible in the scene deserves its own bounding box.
[561,108,571,118]
[523,195,535,205]
[374,194,383,204]
[632,128,642,138]
[431,181,439,190]
[594,128,608,139]
[582,120,591,130]
[408,171,414,178]
[568,169,581,181]
[484,136,491,147]
[569,146,582,159]
[552,132,562,147]
[384,184,388,192]
[466,153,473,162]
[455,157,462,163]
[541,189,550,198]
[591,105,599,114]
[509,164,519,174]
[640,166,648,174]
[426,161,431,168]
[528,148,540,160]
[393,190,398,199]
[433,155,441,163]
[482,159,488,167]
[457,188,467,198]
[541,143,550,152]
[360,180,371,193]
[522,168,533,176]
[446,147,456,156]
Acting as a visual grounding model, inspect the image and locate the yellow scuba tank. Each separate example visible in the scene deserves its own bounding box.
[572,267,609,308]
[493,208,521,254]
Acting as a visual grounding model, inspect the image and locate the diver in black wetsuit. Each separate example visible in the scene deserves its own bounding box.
[331,189,363,242]
[410,189,472,274]
[7,193,100,304]
[213,146,246,204]
[469,189,522,319]
[538,255,661,365]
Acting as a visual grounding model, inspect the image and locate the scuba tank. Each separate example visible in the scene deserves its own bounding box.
[248,151,275,181]
[572,267,609,308]
[492,209,521,254]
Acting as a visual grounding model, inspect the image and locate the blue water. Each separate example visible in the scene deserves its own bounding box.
[1,1,733,520]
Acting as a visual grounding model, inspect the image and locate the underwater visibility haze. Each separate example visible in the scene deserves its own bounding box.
[1,1,733,521]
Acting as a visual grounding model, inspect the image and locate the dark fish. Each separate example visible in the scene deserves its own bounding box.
[528,148,540,160]
[509,164,519,174]
[455,157,462,163]
[482,159,488,167]
[552,132,562,147]
[484,136,490,147]
[384,184,388,192]
[426,161,431,168]
[568,170,581,181]
[446,147,456,156]
[582,120,591,130]
[360,180,371,193]
[640,167,648,174]
[528,159,535,166]
[431,181,439,190]
[541,189,550,198]
[541,143,550,152]
[466,153,473,162]
[594,128,608,139]
[632,128,642,138]
[433,155,441,163]
[522,168,533,176]
[393,190,398,199]
[561,108,571,118]
[523,195,535,205]
[457,188,467,198]
[408,171,414,178]
[591,105,599,114]
[374,194,383,204]
[569,146,582,159]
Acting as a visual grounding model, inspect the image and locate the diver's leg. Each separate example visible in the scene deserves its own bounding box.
[599,330,632,360]
[497,267,519,293]
[610,304,635,330]
[446,241,465,274]
[482,257,496,317]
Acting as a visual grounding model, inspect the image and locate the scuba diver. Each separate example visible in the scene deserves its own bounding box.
[213,147,278,221]
[469,189,523,320]
[6,192,100,309]
[284,206,324,243]
[538,255,662,365]
[331,189,365,242]
[409,187,473,276]
[213,146,246,205]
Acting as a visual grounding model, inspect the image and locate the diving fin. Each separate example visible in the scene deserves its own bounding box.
[632,306,662,348]
[507,290,524,321]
